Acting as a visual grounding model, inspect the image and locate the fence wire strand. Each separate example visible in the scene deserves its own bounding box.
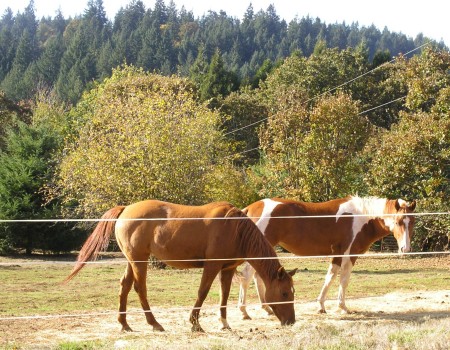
[0,208,448,322]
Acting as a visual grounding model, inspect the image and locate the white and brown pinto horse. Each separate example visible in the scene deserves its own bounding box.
[238,196,416,318]
[65,200,296,332]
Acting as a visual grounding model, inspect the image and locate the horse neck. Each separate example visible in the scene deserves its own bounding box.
[238,219,281,282]
[248,251,281,282]
[369,218,392,242]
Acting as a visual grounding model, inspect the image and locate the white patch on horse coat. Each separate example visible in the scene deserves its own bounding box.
[398,199,407,207]
[255,199,282,235]
[336,196,388,254]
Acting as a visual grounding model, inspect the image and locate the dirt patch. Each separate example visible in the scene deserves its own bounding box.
[2,289,449,349]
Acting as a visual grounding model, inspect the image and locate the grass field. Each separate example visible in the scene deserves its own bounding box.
[0,253,449,349]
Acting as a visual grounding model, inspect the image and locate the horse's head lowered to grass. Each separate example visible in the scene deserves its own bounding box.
[264,266,297,325]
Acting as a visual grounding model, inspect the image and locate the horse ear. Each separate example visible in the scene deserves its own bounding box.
[288,268,298,277]
[409,200,416,211]
[395,199,401,211]
[277,267,286,280]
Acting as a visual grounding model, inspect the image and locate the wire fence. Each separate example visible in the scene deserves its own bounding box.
[1,250,448,322]
[0,209,448,322]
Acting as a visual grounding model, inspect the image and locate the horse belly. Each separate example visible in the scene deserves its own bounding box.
[151,225,208,269]
[275,220,342,256]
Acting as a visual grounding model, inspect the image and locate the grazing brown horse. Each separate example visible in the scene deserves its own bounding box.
[237,196,416,318]
[65,200,297,332]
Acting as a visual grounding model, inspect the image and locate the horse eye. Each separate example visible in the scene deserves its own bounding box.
[282,292,289,298]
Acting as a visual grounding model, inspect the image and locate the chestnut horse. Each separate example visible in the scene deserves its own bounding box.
[65,200,297,332]
[237,196,416,319]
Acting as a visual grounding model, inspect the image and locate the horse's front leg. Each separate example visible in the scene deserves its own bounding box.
[190,263,222,332]
[218,268,236,330]
[337,257,355,314]
[237,262,256,320]
[317,258,340,313]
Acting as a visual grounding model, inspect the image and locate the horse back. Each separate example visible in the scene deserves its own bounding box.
[115,200,244,268]
[245,197,354,255]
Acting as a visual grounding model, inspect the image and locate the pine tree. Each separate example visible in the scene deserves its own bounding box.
[36,34,64,87]
[0,9,15,81]
[1,29,37,100]
[56,26,95,104]
[199,49,238,101]
[0,120,59,253]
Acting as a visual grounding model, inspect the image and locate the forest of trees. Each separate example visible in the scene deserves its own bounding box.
[1,0,445,105]
[0,0,449,254]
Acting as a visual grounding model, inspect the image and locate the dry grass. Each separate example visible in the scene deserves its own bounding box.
[0,253,449,349]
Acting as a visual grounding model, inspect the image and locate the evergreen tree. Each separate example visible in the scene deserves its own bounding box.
[0,120,60,253]
[0,9,15,81]
[1,29,37,100]
[56,25,95,104]
[189,44,208,86]
[111,0,145,65]
[192,48,239,101]
[35,33,64,87]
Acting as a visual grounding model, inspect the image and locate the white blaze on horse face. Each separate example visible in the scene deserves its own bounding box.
[256,199,282,235]
[399,216,411,253]
[383,214,411,253]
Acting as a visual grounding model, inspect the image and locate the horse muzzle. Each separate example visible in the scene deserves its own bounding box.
[399,245,411,254]
[271,305,295,326]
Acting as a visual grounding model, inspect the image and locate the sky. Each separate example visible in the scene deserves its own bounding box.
[1,0,449,46]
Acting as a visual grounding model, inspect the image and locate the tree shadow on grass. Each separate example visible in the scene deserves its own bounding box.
[338,309,450,323]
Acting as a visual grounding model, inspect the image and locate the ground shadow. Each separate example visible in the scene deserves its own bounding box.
[334,309,450,322]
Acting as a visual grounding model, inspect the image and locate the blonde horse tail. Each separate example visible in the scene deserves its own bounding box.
[64,206,126,283]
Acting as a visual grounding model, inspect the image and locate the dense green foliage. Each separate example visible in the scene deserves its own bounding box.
[0,0,444,104]
[0,1,449,254]
[0,101,84,254]
[56,66,252,217]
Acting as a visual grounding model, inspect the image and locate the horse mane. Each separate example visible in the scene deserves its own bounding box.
[348,195,388,218]
[226,207,280,276]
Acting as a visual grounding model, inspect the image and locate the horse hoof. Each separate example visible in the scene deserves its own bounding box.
[121,325,133,332]
[317,309,327,314]
[221,326,232,331]
[191,325,205,333]
[262,306,274,316]
[243,315,252,320]
[152,323,165,332]
[340,309,355,315]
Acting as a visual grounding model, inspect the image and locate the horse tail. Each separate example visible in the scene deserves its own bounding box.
[64,206,126,283]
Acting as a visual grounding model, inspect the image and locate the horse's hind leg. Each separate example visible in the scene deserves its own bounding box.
[218,268,236,330]
[118,263,134,331]
[254,272,273,315]
[190,262,222,332]
[131,261,165,332]
[237,262,256,320]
